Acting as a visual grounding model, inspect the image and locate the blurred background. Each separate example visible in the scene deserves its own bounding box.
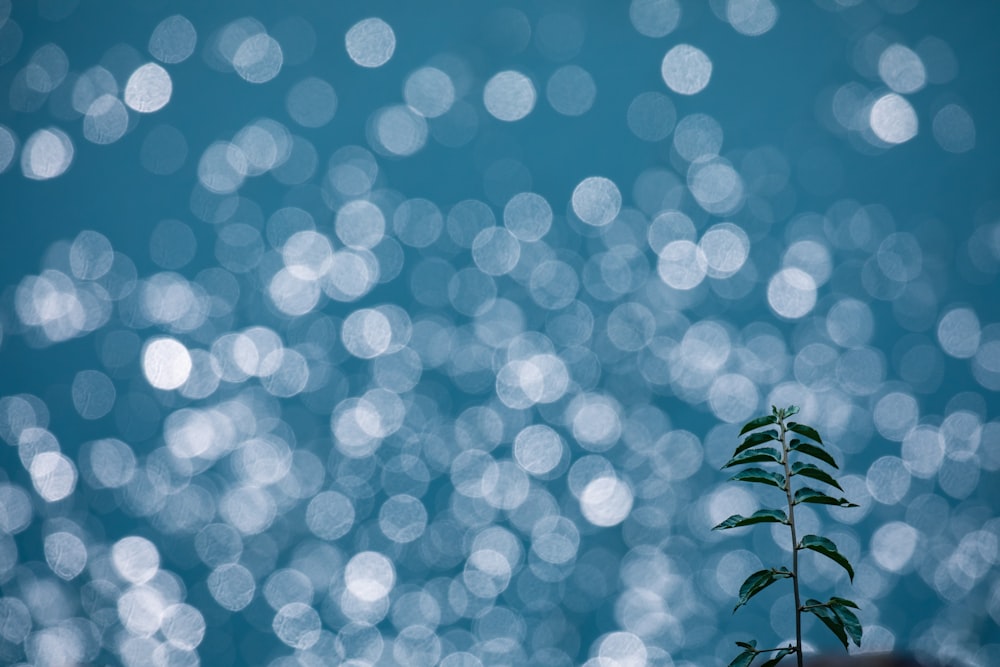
[0,0,998,665]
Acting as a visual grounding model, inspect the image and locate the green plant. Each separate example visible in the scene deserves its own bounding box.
[714,405,862,667]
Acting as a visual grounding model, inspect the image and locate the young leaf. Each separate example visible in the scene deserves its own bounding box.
[830,601,863,647]
[805,602,849,650]
[798,535,855,581]
[787,422,823,444]
[759,648,795,667]
[727,649,757,667]
[734,569,792,611]
[829,596,859,609]
[723,447,782,468]
[784,405,800,418]
[739,414,777,436]
[790,462,843,491]
[713,509,789,530]
[734,430,779,455]
[793,487,857,507]
[729,468,785,490]
[789,439,839,469]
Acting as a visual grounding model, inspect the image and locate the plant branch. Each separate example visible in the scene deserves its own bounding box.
[780,412,804,667]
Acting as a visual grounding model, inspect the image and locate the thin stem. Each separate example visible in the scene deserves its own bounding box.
[780,414,804,667]
[755,646,799,654]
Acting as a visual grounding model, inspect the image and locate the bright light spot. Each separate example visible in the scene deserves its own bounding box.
[532,516,580,565]
[598,632,647,667]
[674,113,723,161]
[198,141,245,194]
[84,94,129,144]
[483,70,536,122]
[709,373,759,423]
[580,476,633,527]
[937,307,980,359]
[29,451,76,502]
[901,425,945,478]
[112,536,160,584]
[162,603,206,650]
[657,240,707,290]
[871,521,919,572]
[345,551,395,601]
[572,176,621,226]
[21,127,74,180]
[699,223,749,277]
[282,230,332,280]
[404,67,455,118]
[0,125,16,174]
[71,369,116,420]
[688,158,744,215]
[783,239,832,287]
[504,192,552,241]
[878,44,926,93]
[374,105,428,156]
[767,268,817,319]
[149,14,197,64]
[873,392,919,441]
[514,424,564,476]
[233,33,283,83]
[44,531,87,580]
[629,0,681,38]
[568,393,622,451]
[125,63,172,112]
[208,563,256,611]
[379,494,428,543]
[69,229,114,280]
[866,456,911,505]
[84,437,137,489]
[472,226,520,276]
[336,199,385,249]
[306,491,355,540]
[342,308,392,359]
[142,337,193,390]
[727,0,778,36]
[870,93,918,144]
[661,44,712,95]
[346,18,395,68]
[273,602,321,649]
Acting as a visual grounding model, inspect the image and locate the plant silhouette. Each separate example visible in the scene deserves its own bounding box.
[715,405,862,667]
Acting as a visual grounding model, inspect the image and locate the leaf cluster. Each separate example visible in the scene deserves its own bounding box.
[715,405,862,666]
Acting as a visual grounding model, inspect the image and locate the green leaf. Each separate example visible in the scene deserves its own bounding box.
[724,447,782,468]
[713,509,789,530]
[759,648,795,667]
[739,414,777,436]
[784,405,800,418]
[805,600,848,650]
[794,487,858,508]
[790,462,843,491]
[831,601,863,647]
[734,568,792,611]
[735,640,758,651]
[789,439,839,469]
[798,534,855,581]
[734,430,779,455]
[787,422,823,444]
[727,649,757,667]
[829,596,859,609]
[729,468,786,490]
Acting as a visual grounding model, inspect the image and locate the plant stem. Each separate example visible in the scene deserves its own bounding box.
[780,414,804,667]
